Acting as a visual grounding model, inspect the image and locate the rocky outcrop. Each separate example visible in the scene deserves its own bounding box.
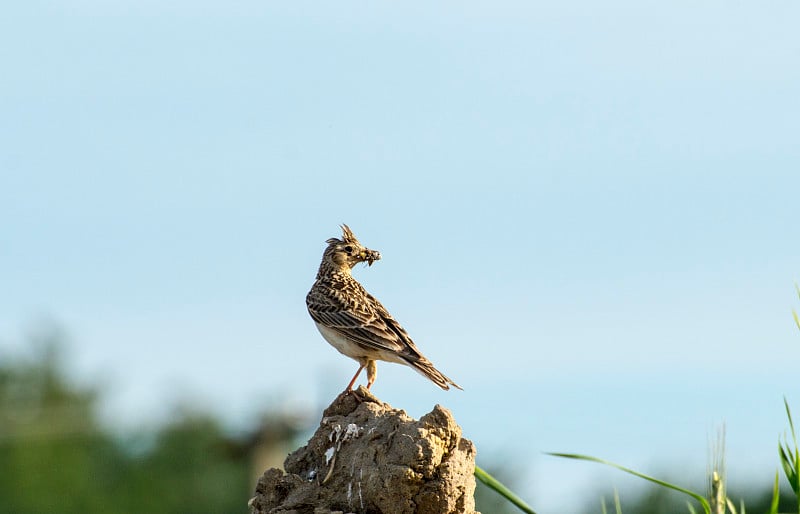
[249,387,478,514]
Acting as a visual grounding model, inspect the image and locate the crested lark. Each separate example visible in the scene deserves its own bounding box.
[306,224,462,392]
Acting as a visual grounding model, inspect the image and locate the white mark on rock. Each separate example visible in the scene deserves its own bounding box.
[323,423,363,484]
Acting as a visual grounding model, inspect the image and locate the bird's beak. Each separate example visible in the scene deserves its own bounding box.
[360,249,381,266]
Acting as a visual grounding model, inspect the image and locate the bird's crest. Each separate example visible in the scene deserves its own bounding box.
[326,224,360,245]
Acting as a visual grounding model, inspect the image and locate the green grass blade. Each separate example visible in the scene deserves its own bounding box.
[781,398,800,495]
[474,465,537,514]
[794,284,800,330]
[786,397,799,452]
[768,470,780,514]
[780,442,797,489]
[548,453,711,514]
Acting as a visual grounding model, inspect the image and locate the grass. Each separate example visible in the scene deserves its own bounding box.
[547,452,712,514]
[780,397,800,514]
[474,465,538,514]
[478,287,800,513]
[475,402,799,514]
[548,399,799,514]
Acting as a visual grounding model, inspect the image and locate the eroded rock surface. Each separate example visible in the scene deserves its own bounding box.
[249,387,478,514]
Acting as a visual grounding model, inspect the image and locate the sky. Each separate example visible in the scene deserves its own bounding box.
[2,1,799,511]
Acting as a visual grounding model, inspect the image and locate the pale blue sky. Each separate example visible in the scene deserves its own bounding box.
[2,1,799,511]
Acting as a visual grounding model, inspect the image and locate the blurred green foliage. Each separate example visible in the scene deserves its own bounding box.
[0,332,251,514]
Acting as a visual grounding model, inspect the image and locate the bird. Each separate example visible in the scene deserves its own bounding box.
[306,224,462,392]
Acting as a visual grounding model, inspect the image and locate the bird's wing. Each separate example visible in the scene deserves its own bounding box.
[364,292,425,362]
[307,284,412,356]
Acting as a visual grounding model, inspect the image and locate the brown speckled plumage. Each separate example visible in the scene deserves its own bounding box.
[306,224,461,391]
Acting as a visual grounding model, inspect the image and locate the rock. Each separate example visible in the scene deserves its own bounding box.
[249,386,479,514]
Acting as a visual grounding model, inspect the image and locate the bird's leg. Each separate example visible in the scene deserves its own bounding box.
[365,360,378,390]
[346,363,365,391]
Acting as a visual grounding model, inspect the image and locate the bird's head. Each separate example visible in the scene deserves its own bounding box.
[321,224,381,271]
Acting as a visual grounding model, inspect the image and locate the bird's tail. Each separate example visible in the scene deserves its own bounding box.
[406,358,463,391]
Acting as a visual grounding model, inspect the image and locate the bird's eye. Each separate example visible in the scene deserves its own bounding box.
[344,245,353,253]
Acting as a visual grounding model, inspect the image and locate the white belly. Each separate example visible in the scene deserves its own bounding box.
[315,323,365,360]
[314,323,408,365]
